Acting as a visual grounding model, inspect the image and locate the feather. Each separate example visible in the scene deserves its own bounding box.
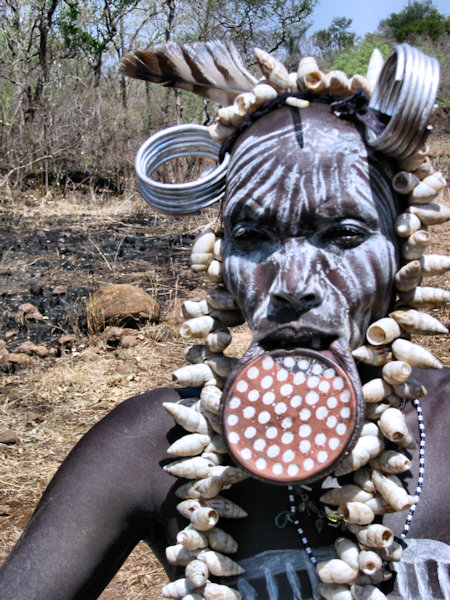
[120,40,257,105]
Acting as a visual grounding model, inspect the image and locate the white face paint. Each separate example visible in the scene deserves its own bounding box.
[223,104,399,351]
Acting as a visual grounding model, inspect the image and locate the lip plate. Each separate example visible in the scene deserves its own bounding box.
[221,347,361,485]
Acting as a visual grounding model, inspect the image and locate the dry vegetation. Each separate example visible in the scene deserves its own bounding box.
[0,138,449,599]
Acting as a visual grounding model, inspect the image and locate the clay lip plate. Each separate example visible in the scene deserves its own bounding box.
[221,348,359,484]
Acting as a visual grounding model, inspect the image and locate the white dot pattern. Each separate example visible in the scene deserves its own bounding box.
[223,351,356,483]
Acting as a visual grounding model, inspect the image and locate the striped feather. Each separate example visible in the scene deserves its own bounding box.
[120,40,257,104]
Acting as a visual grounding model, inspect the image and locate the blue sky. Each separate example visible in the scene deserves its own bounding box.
[310,0,449,37]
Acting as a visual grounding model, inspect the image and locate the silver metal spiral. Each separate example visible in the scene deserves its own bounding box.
[367,44,440,160]
[135,124,229,215]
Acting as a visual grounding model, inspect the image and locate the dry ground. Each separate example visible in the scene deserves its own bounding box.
[0,140,449,599]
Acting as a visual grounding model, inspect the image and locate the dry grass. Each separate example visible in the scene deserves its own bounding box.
[0,145,449,597]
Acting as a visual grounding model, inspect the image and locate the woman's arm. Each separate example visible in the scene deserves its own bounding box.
[0,387,184,600]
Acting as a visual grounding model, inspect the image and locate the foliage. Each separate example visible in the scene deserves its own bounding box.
[332,34,391,76]
[311,17,357,65]
[379,0,450,42]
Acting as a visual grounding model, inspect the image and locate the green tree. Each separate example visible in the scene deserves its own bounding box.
[379,0,450,42]
[332,34,391,77]
[312,16,357,63]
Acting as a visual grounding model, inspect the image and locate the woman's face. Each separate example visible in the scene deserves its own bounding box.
[223,104,399,353]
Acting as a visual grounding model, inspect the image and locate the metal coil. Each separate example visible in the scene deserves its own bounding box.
[135,124,229,215]
[367,44,440,160]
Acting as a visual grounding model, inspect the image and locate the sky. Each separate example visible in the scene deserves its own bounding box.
[310,0,450,37]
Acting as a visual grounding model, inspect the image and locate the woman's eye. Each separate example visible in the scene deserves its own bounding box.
[232,225,271,245]
[322,225,368,248]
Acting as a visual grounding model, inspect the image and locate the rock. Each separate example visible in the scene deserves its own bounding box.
[5,330,18,340]
[0,430,19,444]
[79,347,101,361]
[86,284,160,333]
[104,326,125,342]
[0,504,11,516]
[27,411,45,423]
[59,334,77,347]
[14,341,49,357]
[52,285,67,295]
[7,353,31,367]
[115,362,131,375]
[120,334,139,348]
[18,303,43,321]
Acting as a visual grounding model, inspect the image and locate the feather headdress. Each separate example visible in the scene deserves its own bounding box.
[120,40,257,105]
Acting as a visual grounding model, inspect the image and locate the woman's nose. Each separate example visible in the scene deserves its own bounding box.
[269,241,325,313]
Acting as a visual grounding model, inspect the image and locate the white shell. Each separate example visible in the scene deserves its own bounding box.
[381,361,412,385]
[349,74,371,96]
[362,379,392,403]
[250,82,278,105]
[168,433,212,456]
[401,229,430,260]
[353,523,394,548]
[390,308,448,335]
[377,407,409,444]
[369,450,411,474]
[366,318,401,345]
[414,155,435,180]
[204,353,239,378]
[327,70,351,96]
[392,172,420,194]
[364,401,390,421]
[398,144,429,172]
[203,496,247,518]
[391,338,443,369]
[364,495,393,515]
[297,57,327,92]
[189,506,219,530]
[352,345,392,366]
[420,254,450,276]
[205,434,227,455]
[408,202,450,225]
[164,456,215,479]
[182,299,209,319]
[198,550,244,576]
[180,316,218,338]
[318,582,353,600]
[216,105,244,128]
[201,450,223,465]
[392,377,427,400]
[176,475,223,500]
[185,558,209,587]
[163,403,212,435]
[206,328,232,352]
[171,363,215,384]
[317,558,358,584]
[360,422,382,438]
[207,259,223,283]
[335,537,360,570]
[371,469,416,511]
[192,229,216,255]
[209,465,249,486]
[213,239,223,261]
[366,48,384,94]
[162,578,193,598]
[409,171,446,203]
[200,385,223,415]
[254,47,289,92]
[358,550,382,576]
[166,543,200,566]
[191,252,213,272]
[207,526,239,554]
[208,122,235,143]
[394,212,421,237]
[375,541,403,562]
[204,582,243,600]
[320,485,373,506]
[206,288,237,311]
[177,525,209,550]
[399,286,450,307]
[353,468,376,494]
[341,501,375,525]
[334,435,384,476]
[394,260,422,292]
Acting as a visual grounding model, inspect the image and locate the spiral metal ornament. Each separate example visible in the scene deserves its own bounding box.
[135,124,229,215]
[367,44,440,159]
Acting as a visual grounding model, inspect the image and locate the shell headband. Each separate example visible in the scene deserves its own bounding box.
[121,42,448,600]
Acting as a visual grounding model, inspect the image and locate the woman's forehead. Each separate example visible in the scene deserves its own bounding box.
[224,103,397,228]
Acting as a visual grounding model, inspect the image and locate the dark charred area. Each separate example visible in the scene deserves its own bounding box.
[0,204,200,354]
